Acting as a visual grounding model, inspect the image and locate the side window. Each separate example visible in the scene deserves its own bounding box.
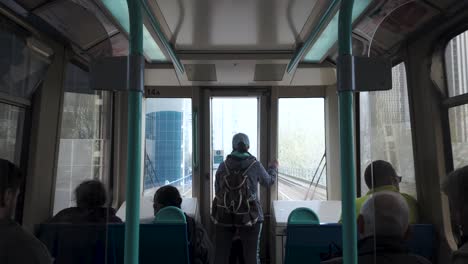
[0,104,25,165]
[53,64,112,214]
[360,62,416,197]
[0,17,50,165]
[445,30,468,169]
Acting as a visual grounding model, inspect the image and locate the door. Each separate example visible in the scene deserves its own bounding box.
[200,88,271,258]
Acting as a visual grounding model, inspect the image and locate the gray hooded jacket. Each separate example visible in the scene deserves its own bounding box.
[214,153,277,222]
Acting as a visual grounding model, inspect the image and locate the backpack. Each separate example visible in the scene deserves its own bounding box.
[186,215,213,264]
[211,159,259,227]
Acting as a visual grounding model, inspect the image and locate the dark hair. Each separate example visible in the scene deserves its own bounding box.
[235,142,249,153]
[443,166,468,212]
[0,159,23,207]
[75,180,107,209]
[153,185,182,208]
[364,160,398,189]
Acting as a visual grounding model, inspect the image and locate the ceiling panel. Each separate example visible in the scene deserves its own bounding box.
[14,0,49,10]
[154,0,318,51]
[34,0,117,50]
[354,1,439,52]
[88,33,129,58]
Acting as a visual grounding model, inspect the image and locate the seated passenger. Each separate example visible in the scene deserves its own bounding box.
[323,192,431,264]
[49,180,121,223]
[0,159,52,264]
[442,165,468,264]
[355,160,419,223]
[153,185,214,264]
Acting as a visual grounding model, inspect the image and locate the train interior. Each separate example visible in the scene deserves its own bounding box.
[1,0,468,263]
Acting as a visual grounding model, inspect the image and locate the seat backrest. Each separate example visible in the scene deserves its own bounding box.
[283,223,435,264]
[154,206,187,224]
[36,224,109,264]
[37,210,190,264]
[107,223,190,264]
[284,208,322,264]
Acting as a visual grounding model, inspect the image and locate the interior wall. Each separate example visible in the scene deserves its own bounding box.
[23,42,66,232]
[404,8,468,263]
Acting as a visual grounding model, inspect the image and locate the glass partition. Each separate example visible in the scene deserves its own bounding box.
[53,64,112,215]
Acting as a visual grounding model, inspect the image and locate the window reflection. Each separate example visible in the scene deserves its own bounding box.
[0,104,25,165]
[360,63,416,197]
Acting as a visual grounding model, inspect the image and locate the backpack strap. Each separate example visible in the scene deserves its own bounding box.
[224,175,248,190]
[224,163,231,176]
[242,160,257,176]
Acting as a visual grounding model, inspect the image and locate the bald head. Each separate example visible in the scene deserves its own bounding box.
[359,191,410,239]
[443,166,468,231]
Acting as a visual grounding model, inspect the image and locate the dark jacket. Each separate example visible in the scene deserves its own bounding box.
[0,218,52,264]
[321,236,432,264]
[186,214,214,264]
[214,153,277,222]
[453,242,468,264]
[49,207,122,224]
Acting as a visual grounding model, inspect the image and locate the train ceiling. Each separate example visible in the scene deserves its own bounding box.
[1,0,465,86]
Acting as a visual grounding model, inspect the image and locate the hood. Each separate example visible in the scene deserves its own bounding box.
[225,154,257,170]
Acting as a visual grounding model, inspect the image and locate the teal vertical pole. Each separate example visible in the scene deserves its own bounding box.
[338,1,358,264]
[125,0,144,263]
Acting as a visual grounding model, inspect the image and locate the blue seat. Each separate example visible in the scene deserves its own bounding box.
[37,207,190,264]
[37,224,109,264]
[284,207,322,264]
[108,206,190,264]
[283,220,435,264]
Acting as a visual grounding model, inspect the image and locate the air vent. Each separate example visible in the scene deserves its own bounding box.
[254,64,286,81]
[185,64,217,82]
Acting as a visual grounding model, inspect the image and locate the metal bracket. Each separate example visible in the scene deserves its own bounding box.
[337,54,392,92]
[90,55,145,92]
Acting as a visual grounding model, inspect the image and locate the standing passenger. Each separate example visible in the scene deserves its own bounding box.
[212,133,278,264]
[0,159,52,264]
[49,180,122,223]
[442,165,468,264]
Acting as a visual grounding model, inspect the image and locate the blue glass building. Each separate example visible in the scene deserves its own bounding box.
[145,111,183,190]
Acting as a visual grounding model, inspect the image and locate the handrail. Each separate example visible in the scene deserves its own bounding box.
[138,0,185,74]
[311,161,327,199]
[192,109,199,169]
[304,152,326,200]
[338,0,358,263]
[144,151,160,188]
[125,0,144,263]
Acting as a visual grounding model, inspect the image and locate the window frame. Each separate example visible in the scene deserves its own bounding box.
[52,62,114,214]
[441,28,468,172]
